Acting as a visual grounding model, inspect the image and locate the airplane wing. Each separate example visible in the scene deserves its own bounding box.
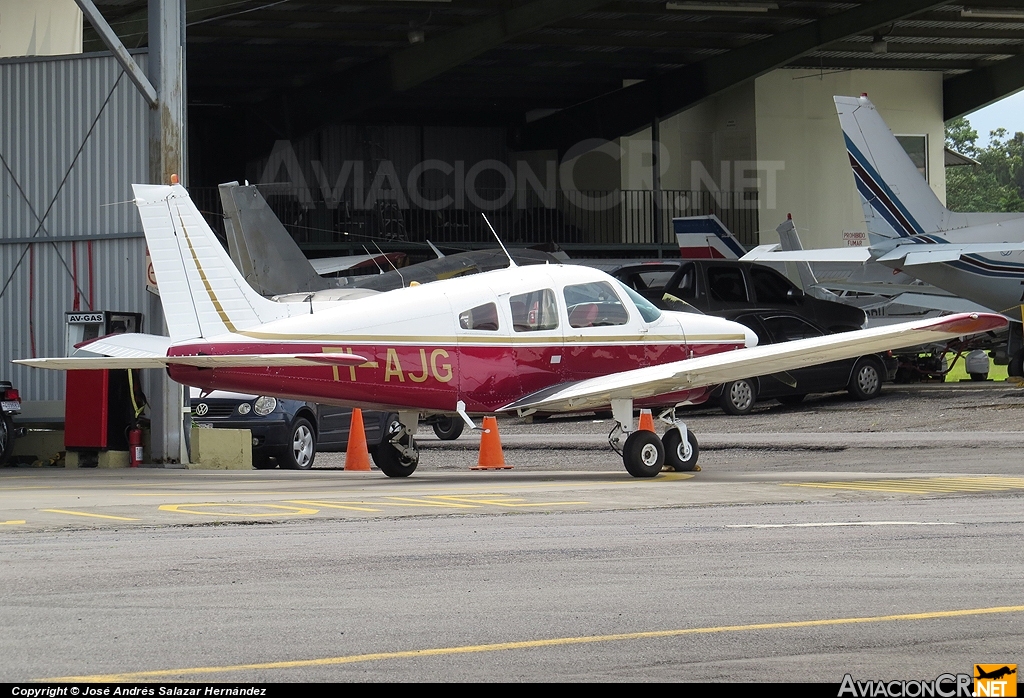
[875,243,1024,265]
[309,253,406,275]
[741,245,872,263]
[15,352,369,371]
[499,313,1006,414]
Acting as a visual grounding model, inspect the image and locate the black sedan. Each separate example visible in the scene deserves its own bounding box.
[604,259,867,333]
[708,309,898,415]
[189,389,398,469]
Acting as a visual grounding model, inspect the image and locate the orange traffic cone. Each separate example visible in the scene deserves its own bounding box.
[344,408,372,471]
[471,416,512,470]
[638,409,656,433]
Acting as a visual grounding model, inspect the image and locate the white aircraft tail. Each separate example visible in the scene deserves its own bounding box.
[133,183,301,340]
[835,95,949,241]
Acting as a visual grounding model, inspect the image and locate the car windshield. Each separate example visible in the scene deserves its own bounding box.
[615,280,662,322]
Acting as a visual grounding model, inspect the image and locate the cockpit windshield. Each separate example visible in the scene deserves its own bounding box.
[616,280,662,323]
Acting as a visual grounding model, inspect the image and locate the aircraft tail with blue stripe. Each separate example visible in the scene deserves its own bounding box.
[834,95,952,243]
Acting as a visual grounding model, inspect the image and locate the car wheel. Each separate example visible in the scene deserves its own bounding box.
[0,414,13,467]
[431,415,465,441]
[777,394,806,405]
[719,379,756,415]
[848,358,883,401]
[662,428,699,472]
[282,417,316,469]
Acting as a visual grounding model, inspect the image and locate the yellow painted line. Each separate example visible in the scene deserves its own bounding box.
[40,509,140,521]
[431,495,588,508]
[158,503,318,517]
[44,604,1024,683]
[286,500,382,512]
[783,476,1024,495]
[1,520,26,525]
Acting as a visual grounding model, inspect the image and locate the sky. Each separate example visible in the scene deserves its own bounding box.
[961,89,1024,144]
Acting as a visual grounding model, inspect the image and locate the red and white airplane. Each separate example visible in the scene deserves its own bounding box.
[16,184,1008,477]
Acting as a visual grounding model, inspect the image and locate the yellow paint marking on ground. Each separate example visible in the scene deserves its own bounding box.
[1,520,26,525]
[783,476,1024,495]
[285,500,382,512]
[40,509,140,521]
[158,503,318,517]
[384,497,480,508]
[45,604,1024,683]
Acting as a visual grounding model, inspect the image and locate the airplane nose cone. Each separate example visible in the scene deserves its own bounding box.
[743,324,759,348]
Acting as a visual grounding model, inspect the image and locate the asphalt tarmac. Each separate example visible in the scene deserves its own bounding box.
[1,381,1022,683]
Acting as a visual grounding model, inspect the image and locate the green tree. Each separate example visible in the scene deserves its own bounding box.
[945,116,1024,212]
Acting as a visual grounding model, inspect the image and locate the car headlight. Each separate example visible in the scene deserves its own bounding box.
[237,402,251,415]
[253,396,277,416]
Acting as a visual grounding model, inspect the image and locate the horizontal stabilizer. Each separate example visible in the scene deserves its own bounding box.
[741,246,871,263]
[876,242,1024,265]
[499,312,1007,414]
[15,352,368,371]
[76,333,173,359]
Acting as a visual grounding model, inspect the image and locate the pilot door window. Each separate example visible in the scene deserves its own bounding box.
[563,281,630,328]
[509,289,559,332]
[459,303,500,331]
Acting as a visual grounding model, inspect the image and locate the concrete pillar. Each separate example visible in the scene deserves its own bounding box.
[147,0,188,464]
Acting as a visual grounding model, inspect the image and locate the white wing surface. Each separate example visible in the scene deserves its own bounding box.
[741,245,872,263]
[15,352,368,370]
[499,313,1006,414]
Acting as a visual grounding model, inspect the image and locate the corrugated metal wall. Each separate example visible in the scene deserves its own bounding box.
[0,51,149,401]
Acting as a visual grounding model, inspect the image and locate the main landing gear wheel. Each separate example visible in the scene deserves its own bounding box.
[622,430,665,478]
[372,419,420,477]
[662,428,699,472]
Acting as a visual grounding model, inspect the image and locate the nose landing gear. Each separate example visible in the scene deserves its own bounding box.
[608,399,700,478]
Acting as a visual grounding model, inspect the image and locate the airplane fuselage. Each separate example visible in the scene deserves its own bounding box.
[167,264,753,413]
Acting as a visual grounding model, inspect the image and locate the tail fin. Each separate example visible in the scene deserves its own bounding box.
[133,184,301,340]
[835,95,948,241]
[674,215,747,259]
[218,181,330,296]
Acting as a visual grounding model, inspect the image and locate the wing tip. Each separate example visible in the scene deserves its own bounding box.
[920,312,1008,335]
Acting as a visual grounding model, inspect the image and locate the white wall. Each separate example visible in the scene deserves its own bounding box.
[0,0,82,58]
[754,69,945,249]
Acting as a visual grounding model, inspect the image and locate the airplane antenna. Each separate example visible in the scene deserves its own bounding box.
[426,239,446,259]
[362,245,386,275]
[373,241,406,288]
[481,213,517,268]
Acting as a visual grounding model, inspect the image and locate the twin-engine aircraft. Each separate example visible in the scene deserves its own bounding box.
[16,184,1006,477]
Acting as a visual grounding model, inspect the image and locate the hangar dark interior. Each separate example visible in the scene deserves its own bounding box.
[86,0,1024,256]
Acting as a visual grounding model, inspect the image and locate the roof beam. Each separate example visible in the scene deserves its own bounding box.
[517,0,955,152]
[74,0,157,106]
[944,53,1024,120]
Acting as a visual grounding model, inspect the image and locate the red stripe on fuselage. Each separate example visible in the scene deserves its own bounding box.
[167,340,742,413]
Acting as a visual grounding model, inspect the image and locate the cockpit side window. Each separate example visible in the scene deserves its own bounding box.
[509,289,559,332]
[563,281,630,328]
[459,302,500,331]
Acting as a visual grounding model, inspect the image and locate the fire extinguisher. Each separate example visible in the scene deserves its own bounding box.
[129,425,143,467]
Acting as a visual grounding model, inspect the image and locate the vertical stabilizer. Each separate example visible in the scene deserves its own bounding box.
[674,215,747,259]
[218,182,330,296]
[835,95,948,240]
[133,184,301,340]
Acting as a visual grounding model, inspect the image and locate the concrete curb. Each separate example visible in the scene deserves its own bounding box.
[417,431,1024,451]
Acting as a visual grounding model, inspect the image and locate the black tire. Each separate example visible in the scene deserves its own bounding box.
[848,358,883,401]
[431,415,465,441]
[662,428,699,472]
[969,372,988,382]
[1010,349,1024,378]
[0,414,14,467]
[777,394,806,405]
[622,430,664,478]
[719,379,756,415]
[282,417,316,469]
[372,421,419,477]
